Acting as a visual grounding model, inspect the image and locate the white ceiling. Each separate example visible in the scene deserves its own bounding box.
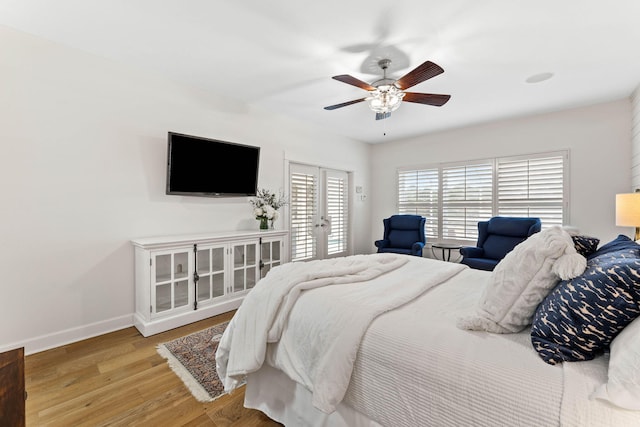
[2,0,640,144]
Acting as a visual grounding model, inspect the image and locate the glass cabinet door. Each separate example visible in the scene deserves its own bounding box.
[196,245,226,305]
[151,250,190,316]
[260,239,282,279]
[232,242,258,293]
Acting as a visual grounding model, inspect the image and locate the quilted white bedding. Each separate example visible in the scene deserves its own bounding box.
[228,255,640,426]
[217,253,466,412]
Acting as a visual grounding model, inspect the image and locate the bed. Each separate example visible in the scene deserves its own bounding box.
[215,228,640,427]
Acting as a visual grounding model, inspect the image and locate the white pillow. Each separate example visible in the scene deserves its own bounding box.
[592,317,640,410]
[457,226,586,333]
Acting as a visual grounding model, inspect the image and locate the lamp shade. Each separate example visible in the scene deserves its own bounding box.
[616,193,640,227]
[616,193,640,241]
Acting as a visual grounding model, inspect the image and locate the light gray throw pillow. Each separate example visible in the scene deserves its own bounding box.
[457,226,586,333]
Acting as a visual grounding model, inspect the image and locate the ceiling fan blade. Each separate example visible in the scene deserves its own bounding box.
[402,92,451,107]
[375,111,391,120]
[324,98,367,110]
[395,61,444,90]
[332,75,377,91]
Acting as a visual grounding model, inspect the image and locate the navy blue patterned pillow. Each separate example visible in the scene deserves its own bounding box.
[586,234,636,260]
[530,246,640,365]
[571,235,600,257]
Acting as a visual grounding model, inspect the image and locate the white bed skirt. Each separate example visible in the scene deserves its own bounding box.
[245,363,382,427]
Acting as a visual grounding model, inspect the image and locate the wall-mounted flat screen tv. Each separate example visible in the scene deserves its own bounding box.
[166,132,260,197]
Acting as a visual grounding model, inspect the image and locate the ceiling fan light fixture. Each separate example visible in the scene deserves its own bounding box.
[324,58,450,118]
[367,85,405,113]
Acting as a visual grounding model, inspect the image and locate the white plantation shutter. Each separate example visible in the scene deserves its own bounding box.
[442,162,493,240]
[290,171,317,261]
[325,174,348,255]
[497,153,566,228]
[397,168,438,238]
[396,150,568,241]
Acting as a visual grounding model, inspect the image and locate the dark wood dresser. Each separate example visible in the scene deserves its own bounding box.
[0,347,25,427]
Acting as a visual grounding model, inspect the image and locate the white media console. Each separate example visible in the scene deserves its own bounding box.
[131,229,288,336]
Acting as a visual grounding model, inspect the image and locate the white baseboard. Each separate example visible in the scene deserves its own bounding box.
[134,298,242,337]
[1,314,134,356]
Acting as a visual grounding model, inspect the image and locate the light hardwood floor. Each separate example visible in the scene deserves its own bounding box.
[25,311,283,426]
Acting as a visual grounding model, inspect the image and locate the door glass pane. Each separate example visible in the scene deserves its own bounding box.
[156,254,171,282]
[262,242,271,262]
[175,280,188,307]
[174,252,188,280]
[246,244,256,265]
[212,247,224,271]
[234,269,244,292]
[156,283,171,312]
[234,246,245,268]
[198,276,211,301]
[261,264,271,279]
[212,273,224,298]
[272,243,280,262]
[326,174,348,255]
[197,250,210,274]
[290,168,318,261]
[246,267,256,289]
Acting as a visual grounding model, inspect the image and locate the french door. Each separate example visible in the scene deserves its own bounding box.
[289,163,349,261]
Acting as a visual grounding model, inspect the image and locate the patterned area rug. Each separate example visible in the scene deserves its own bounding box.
[157,321,232,402]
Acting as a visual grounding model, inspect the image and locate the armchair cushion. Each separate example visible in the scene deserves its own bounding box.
[387,229,419,249]
[483,235,528,260]
[459,246,485,258]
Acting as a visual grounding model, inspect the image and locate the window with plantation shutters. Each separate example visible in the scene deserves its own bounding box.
[396,150,568,242]
[442,162,493,240]
[497,153,566,228]
[290,170,317,261]
[397,168,438,238]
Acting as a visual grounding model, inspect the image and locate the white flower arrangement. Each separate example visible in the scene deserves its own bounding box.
[250,188,288,222]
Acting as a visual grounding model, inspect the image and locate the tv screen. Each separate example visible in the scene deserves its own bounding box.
[166,132,260,197]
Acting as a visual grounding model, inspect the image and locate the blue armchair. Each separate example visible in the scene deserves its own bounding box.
[375,215,426,257]
[460,216,542,271]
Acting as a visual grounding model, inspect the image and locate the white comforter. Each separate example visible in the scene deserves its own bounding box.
[245,263,640,427]
[216,253,466,413]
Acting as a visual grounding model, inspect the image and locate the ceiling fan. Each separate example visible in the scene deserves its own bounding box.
[324,59,451,120]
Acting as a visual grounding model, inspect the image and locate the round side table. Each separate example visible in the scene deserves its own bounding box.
[431,243,462,262]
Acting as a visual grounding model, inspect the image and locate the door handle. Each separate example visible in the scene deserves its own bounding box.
[320,216,332,234]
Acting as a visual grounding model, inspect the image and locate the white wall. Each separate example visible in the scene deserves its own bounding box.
[0,26,371,354]
[370,99,633,249]
[631,85,640,190]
